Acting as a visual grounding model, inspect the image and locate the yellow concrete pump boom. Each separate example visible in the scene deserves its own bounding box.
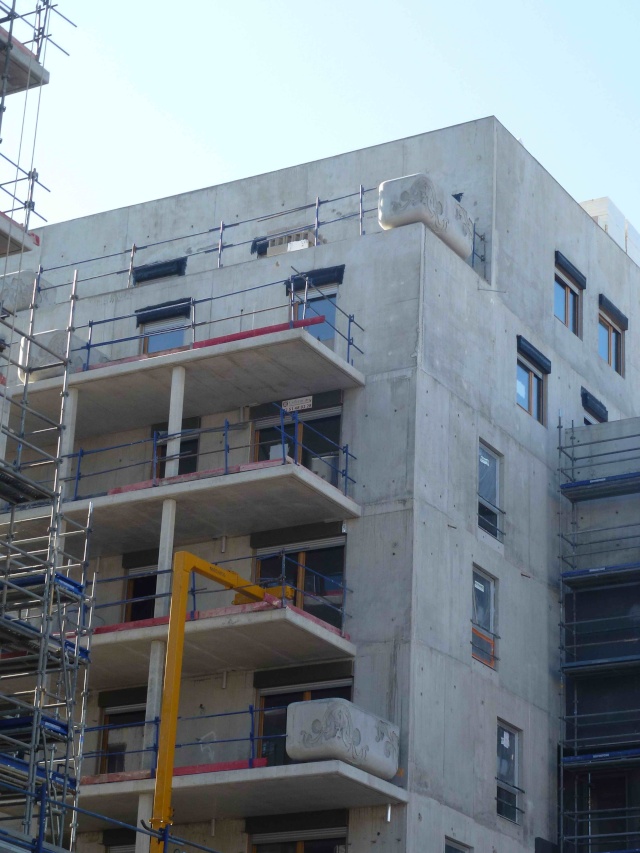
[149,551,294,852]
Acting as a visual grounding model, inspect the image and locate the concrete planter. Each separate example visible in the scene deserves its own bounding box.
[378,172,473,260]
[286,698,399,780]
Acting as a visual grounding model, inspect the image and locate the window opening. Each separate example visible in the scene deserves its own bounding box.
[125,567,157,622]
[445,842,471,853]
[100,705,146,775]
[142,317,187,354]
[472,568,496,668]
[598,314,622,374]
[254,409,341,486]
[497,722,521,822]
[598,295,627,376]
[554,273,580,335]
[478,444,501,539]
[517,359,543,422]
[256,538,345,628]
[132,256,187,285]
[553,252,585,336]
[258,679,352,767]
[152,417,200,479]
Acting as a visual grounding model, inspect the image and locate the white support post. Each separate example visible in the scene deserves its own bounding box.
[165,365,185,479]
[58,387,78,499]
[135,793,153,853]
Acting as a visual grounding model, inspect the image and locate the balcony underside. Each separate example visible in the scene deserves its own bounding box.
[77,759,408,830]
[0,28,49,95]
[15,327,364,440]
[60,462,360,556]
[3,463,360,558]
[89,602,356,688]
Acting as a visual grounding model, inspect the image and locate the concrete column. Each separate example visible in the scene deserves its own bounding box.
[155,498,176,618]
[58,387,78,499]
[135,792,153,853]
[142,498,177,769]
[165,365,185,478]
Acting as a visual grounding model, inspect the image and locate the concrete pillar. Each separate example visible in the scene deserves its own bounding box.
[165,366,185,479]
[58,386,78,499]
[155,498,176,618]
[142,499,177,769]
[135,793,153,853]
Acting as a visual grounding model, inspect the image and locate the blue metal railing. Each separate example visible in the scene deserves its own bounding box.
[63,406,356,501]
[83,703,292,776]
[69,273,363,370]
[92,549,351,632]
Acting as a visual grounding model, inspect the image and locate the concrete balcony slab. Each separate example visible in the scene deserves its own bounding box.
[0,27,49,95]
[89,602,355,689]
[63,461,360,556]
[14,327,364,440]
[77,759,408,830]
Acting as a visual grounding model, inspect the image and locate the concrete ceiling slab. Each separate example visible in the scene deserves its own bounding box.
[78,760,408,830]
[13,328,364,439]
[89,605,355,689]
[64,463,360,557]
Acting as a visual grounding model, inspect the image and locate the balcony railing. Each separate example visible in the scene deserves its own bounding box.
[92,550,351,633]
[83,699,399,783]
[52,406,355,502]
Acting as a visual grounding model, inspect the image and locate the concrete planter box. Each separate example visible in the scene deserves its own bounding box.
[378,172,473,260]
[286,698,399,780]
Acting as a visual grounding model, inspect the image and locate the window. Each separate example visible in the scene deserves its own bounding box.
[478,443,502,539]
[296,292,337,346]
[554,251,586,336]
[248,810,347,853]
[472,568,497,668]
[497,722,521,822]
[254,407,341,487]
[581,387,608,426]
[256,538,345,628]
[131,256,187,285]
[516,336,550,425]
[516,360,543,421]
[288,267,345,348]
[152,417,200,479]
[254,662,353,766]
[99,704,146,774]
[598,294,627,376]
[135,299,191,354]
[445,842,471,853]
[125,567,157,622]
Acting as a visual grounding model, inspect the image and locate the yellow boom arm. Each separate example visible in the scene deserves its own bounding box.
[149,551,294,851]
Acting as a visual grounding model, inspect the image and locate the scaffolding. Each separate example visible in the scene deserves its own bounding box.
[0,271,92,852]
[559,417,640,853]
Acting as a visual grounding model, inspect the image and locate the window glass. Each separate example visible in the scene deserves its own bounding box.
[143,318,186,354]
[478,444,500,539]
[516,363,529,411]
[308,294,337,342]
[517,360,544,424]
[554,278,566,322]
[598,319,609,362]
[497,723,519,822]
[472,568,496,667]
[612,327,621,373]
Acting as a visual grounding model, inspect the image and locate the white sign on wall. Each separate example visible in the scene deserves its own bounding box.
[282,395,313,413]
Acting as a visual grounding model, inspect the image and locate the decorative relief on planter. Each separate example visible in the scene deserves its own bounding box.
[286,698,400,780]
[378,172,473,260]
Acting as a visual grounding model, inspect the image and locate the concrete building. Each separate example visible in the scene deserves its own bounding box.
[2,115,640,853]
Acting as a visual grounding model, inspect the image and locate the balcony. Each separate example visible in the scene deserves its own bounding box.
[0,27,49,96]
[78,699,405,830]
[15,298,364,441]
[90,601,355,689]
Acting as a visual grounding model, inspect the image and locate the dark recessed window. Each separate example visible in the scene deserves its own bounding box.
[132,257,187,285]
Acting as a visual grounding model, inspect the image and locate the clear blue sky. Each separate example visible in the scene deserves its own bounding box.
[10,0,640,229]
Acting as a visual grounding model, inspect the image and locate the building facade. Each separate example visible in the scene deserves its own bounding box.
[2,116,639,853]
